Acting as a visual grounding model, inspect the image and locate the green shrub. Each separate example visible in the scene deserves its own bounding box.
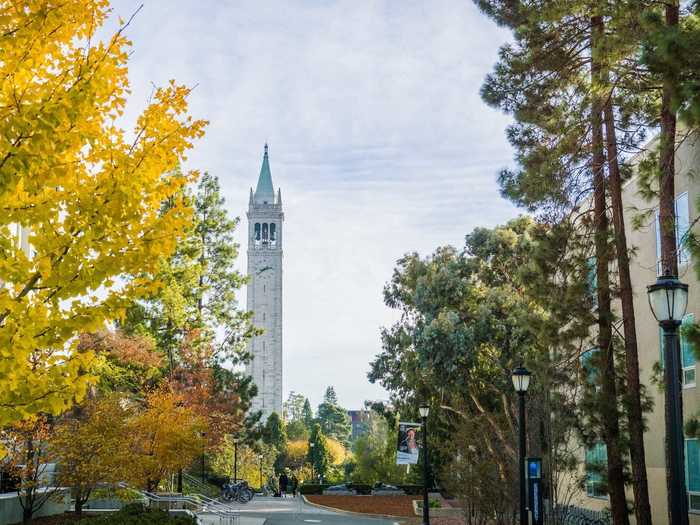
[299,484,330,495]
[415,499,441,509]
[77,505,196,525]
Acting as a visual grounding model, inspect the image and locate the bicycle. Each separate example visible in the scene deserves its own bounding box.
[221,480,255,503]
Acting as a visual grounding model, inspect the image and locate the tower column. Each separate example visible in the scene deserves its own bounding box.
[245,145,284,419]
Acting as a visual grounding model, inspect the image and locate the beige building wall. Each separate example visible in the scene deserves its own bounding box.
[571,133,700,523]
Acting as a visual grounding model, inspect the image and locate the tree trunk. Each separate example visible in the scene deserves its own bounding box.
[603,84,653,525]
[659,2,679,279]
[23,505,32,525]
[591,15,629,525]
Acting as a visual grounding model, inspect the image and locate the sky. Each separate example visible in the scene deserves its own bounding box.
[108,0,519,410]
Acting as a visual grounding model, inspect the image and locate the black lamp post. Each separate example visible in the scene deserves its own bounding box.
[233,437,240,482]
[648,275,690,525]
[201,431,207,482]
[310,442,315,482]
[258,454,263,491]
[512,366,531,525]
[419,403,430,525]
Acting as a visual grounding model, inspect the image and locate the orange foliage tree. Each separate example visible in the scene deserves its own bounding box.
[2,417,59,524]
[50,395,130,516]
[122,388,206,491]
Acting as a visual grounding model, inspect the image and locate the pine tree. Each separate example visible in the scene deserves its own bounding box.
[194,173,257,364]
[474,2,655,521]
[591,16,628,524]
[317,387,351,444]
[302,399,315,429]
[307,423,331,482]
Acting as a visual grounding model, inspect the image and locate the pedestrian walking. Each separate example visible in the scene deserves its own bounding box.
[291,473,299,497]
[279,470,289,498]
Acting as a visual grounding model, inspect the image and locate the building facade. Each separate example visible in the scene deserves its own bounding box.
[347,409,370,440]
[245,144,284,418]
[569,132,700,523]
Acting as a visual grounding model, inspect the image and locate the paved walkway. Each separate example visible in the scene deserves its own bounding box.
[199,496,399,525]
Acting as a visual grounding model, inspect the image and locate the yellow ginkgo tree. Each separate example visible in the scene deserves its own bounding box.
[0,0,207,430]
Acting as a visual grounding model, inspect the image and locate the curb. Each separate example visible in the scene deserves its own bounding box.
[301,495,413,521]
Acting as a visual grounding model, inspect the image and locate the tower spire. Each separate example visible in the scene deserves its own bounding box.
[254,143,274,204]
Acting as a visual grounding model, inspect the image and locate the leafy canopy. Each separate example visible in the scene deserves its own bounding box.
[0,0,206,430]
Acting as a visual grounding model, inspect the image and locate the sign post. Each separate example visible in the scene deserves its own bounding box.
[527,457,543,525]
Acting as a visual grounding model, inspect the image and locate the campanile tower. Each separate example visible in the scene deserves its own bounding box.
[246,144,284,418]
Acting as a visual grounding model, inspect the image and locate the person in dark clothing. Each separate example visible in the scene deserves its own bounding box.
[290,474,299,497]
[279,471,289,498]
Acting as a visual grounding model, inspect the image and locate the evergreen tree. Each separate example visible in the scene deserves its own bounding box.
[284,391,307,422]
[473,2,657,521]
[195,172,257,364]
[370,217,594,516]
[262,412,288,474]
[317,387,351,444]
[262,412,287,451]
[284,392,310,440]
[302,399,314,429]
[307,423,331,482]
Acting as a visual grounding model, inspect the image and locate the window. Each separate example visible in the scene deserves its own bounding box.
[659,313,696,387]
[655,192,690,274]
[262,223,268,242]
[254,223,261,243]
[581,348,599,389]
[586,257,597,304]
[686,439,700,511]
[585,442,607,498]
[682,314,696,387]
[270,223,276,241]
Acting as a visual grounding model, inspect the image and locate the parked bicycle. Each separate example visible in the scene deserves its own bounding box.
[221,479,255,503]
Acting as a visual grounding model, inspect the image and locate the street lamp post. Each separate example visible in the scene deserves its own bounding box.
[310,442,315,482]
[258,454,263,491]
[648,275,690,525]
[201,432,207,482]
[233,438,240,482]
[419,403,430,525]
[512,366,531,525]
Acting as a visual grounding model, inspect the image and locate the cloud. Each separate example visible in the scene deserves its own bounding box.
[108,0,518,410]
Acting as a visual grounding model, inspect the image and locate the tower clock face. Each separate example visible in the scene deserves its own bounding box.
[257,265,273,276]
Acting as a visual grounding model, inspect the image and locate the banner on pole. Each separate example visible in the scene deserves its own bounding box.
[396,422,421,465]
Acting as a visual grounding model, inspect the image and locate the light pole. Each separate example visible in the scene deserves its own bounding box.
[233,437,240,482]
[512,366,531,525]
[648,275,690,525]
[419,403,430,525]
[201,431,207,482]
[310,442,315,482]
[258,454,263,491]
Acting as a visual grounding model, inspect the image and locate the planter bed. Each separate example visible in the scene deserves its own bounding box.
[305,495,419,517]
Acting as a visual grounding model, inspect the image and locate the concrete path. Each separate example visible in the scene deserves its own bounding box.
[199,496,400,525]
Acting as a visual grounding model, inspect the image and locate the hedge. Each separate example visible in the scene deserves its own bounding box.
[299,484,330,495]
[77,503,196,525]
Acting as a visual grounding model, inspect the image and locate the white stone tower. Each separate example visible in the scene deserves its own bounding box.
[246,144,284,418]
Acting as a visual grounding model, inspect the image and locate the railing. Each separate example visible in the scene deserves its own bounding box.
[550,504,611,525]
[182,473,220,499]
[120,484,239,525]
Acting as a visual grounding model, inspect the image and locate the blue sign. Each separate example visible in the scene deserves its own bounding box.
[527,458,541,479]
[527,458,543,525]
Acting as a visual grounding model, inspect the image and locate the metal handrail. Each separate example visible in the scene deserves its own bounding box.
[181,473,220,498]
[120,485,239,525]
